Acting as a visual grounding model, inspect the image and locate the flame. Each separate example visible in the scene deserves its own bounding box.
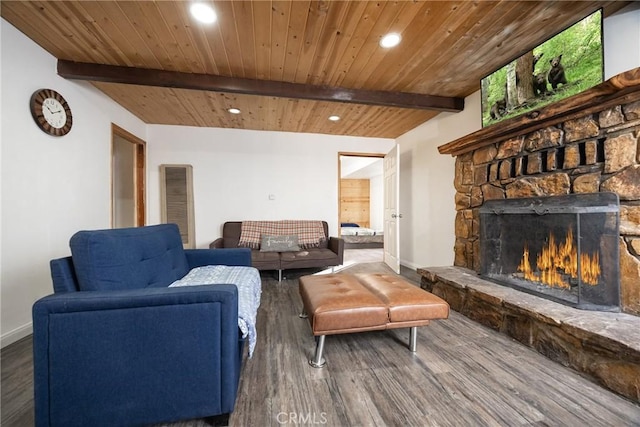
[516,228,600,288]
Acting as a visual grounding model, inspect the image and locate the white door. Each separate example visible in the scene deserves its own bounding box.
[383,144,400,273]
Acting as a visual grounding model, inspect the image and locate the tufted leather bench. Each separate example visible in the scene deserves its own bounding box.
[299,273,449,367]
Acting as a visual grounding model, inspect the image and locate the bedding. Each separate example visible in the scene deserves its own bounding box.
[340,227,382,236]
[341,234,384,244]
[170,265,262,357]
[340,227,384,248]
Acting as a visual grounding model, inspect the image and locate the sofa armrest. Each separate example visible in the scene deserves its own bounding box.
[32,285,241,426]
[329,237,344,265]
[210,237,224,249]
[33,285,239,313]
[185,247,251,268]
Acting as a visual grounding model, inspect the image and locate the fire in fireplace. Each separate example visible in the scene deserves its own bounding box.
[479,193,620,311]
[517,228,601,288]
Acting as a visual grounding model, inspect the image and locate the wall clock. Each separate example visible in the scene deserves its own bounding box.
[30,88,73,136]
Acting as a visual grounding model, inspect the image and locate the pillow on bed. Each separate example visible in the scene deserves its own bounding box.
[260,235,301,252]
[341,222,360,228]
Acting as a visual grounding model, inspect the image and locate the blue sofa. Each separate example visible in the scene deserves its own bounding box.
[33,224,252,426]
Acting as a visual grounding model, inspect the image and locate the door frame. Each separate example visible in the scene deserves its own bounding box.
[111,124,146,227]
[337,151,385,237]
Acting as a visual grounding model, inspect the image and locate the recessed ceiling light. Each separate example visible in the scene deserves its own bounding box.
[228,108,241,114]
[380,33,401,48]
[328,115,341,121]
[190,3,217,24]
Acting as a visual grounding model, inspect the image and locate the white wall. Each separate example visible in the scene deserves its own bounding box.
[397,92,481,270]
[369,174,383,230]
[0,20,147,346]
[604,3,640,79]
[146,125,394,248]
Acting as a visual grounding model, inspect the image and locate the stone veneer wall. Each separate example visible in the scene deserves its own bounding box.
[453,100,640,315]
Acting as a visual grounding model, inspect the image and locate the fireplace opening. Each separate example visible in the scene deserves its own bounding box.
[479,193,620,311]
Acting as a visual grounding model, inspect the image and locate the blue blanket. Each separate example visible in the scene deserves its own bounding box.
[169,265,262,357]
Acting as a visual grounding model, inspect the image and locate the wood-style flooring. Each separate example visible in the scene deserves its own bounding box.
[3,249,640,426]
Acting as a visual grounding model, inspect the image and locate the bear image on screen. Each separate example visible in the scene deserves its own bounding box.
[480,9,603,128]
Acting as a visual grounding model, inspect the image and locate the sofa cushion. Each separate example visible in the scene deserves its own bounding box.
[280,248,339,269]
[250,250,281,270]
[70,224,190,291]
[260,235,300,252]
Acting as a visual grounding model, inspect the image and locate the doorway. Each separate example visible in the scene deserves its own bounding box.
[111,124,145,228]
[338,152,385,251]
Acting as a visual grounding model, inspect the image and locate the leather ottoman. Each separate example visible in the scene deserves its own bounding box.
[299,273,449,367]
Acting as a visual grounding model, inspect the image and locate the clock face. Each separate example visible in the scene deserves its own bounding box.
[30,89,73,136]
[42,98,67,129]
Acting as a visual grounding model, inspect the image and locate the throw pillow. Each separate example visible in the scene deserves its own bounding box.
[260,235,301,252]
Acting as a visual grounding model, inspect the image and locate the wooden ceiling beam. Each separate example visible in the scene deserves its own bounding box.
[57,60,464,112]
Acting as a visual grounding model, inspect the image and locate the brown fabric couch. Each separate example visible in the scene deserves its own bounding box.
[210,221,344,280]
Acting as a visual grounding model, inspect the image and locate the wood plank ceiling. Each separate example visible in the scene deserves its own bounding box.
[1,1,626,138]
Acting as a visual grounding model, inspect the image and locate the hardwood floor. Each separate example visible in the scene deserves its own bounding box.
[3,250,640,426]
[342,248,384,264]
[233,261,640,427]
[1,335,34,426]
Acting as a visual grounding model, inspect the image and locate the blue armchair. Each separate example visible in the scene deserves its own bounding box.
[33,224,252,426]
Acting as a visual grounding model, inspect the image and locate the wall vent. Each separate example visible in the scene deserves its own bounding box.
[160,164,195,249]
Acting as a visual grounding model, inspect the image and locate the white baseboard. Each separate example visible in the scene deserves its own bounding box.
[1,323,32,348]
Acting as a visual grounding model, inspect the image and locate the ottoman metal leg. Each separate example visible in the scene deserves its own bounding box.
[409,327,418,352]
[309,335,326,368]
[299,308,308,319]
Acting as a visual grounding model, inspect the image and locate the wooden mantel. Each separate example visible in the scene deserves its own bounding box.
[438,67,640,156]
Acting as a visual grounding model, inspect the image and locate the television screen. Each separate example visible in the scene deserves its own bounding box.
[481,9,603,128]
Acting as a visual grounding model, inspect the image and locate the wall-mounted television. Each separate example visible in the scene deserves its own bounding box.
[481,9,603,128]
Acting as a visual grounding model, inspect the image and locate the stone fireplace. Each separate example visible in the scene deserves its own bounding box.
[445,70,640,316]
[419,68,640,403]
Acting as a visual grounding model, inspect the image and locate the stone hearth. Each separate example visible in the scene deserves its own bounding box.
[419,266,640,403]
